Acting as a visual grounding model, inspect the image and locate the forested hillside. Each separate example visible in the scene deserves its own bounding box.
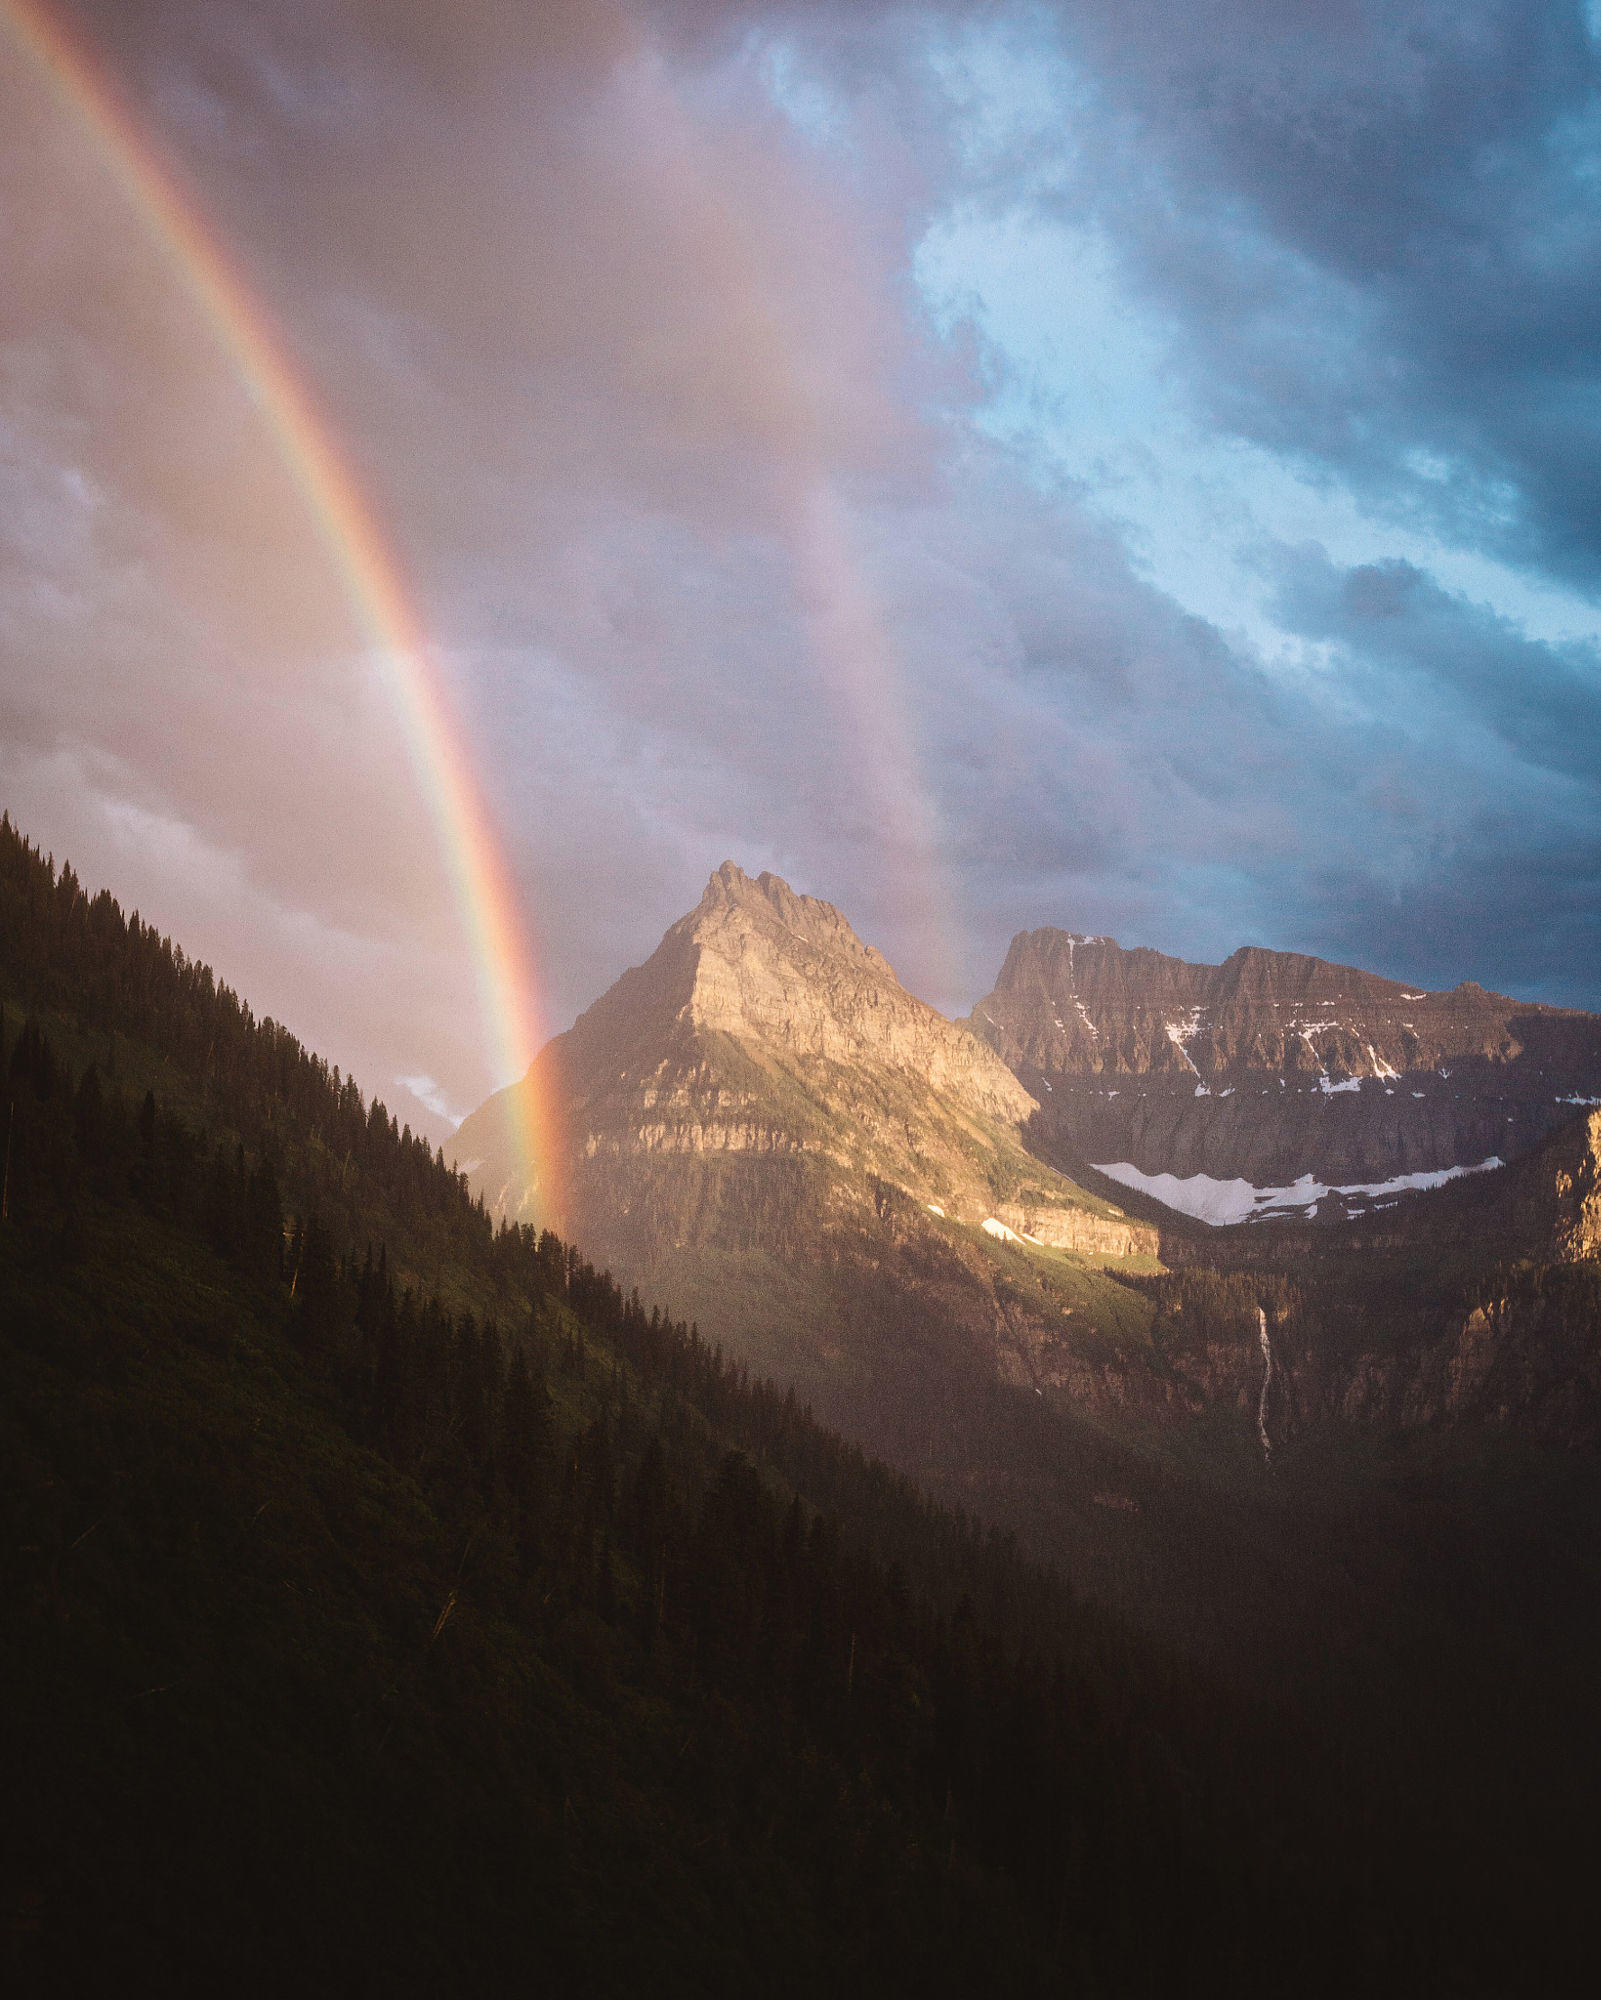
[1,815,1593,1996]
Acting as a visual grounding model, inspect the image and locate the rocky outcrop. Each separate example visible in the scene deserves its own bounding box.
[968,928,1601,1188]
[994,1202,1153,1261]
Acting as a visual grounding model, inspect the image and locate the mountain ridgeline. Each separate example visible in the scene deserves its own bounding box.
[968,925,1601,1189]
[457,865,1601,1464]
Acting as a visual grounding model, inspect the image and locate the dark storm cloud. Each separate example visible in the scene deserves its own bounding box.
[1276,552,1601,789]
[1042,1,1601,587]
[1261,546,1601,1000]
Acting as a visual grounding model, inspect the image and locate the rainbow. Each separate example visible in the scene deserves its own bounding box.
[1,0,563,1222]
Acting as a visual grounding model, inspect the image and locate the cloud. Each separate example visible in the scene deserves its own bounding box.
[2,0,1598,1141]
[1025,1,1601,588]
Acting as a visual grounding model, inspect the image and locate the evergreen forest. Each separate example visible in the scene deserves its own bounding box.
[3,814,1596,1996]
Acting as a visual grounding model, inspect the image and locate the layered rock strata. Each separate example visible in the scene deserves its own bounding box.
[968,928,1601,1188]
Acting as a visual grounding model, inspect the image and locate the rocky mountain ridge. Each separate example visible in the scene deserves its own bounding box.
[968,927,1601,1191]
[455,869,1601,1460]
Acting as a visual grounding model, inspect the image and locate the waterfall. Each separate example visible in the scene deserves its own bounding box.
[1256,1306,1275,1469]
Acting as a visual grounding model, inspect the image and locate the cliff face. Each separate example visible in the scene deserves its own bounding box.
[968,928,1601,1186]
[1115,1110,1601,1449]
[1159,1107,1601,1273]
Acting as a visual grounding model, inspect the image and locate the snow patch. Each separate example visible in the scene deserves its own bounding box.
[1092,1168,1259,1226]
[1092,1157,1505,1228]
[982,1215,1042,1246]
[1164,1011,1205,1078]
[926,1203,945,1217]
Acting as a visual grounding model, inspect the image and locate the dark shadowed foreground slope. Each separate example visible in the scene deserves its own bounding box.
[5,816,1601,1996]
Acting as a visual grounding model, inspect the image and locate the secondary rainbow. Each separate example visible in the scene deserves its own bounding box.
[2,0,562,1221]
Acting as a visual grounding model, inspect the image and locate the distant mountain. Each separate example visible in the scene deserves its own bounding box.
[966,928,1601,1210]
[461,860,1107,1222]
[456,864,1155,1433]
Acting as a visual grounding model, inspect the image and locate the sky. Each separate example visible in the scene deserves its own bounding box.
[3,0,1601,1136]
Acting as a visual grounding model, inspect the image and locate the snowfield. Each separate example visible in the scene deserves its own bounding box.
[1092,1157,1504,1227]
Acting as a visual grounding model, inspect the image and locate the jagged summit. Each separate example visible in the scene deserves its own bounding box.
[696,860,886,971]
[667,863,1029,1117]
[453,865,1148,1381]
[458,860,1038,1188]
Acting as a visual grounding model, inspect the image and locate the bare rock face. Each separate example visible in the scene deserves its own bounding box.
[682,863,1035,1126]
[455,867,1152,1365]
[967,928,1601,1187]
[1543,1108,1601,1261]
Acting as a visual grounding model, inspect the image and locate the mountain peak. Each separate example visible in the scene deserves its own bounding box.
[700,858,761,906]
[690,861,893,979]
[678,863,1029,1117]
[699,860,820,924]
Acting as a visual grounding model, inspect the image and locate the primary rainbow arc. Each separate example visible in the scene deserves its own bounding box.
[2,0,561,1221]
